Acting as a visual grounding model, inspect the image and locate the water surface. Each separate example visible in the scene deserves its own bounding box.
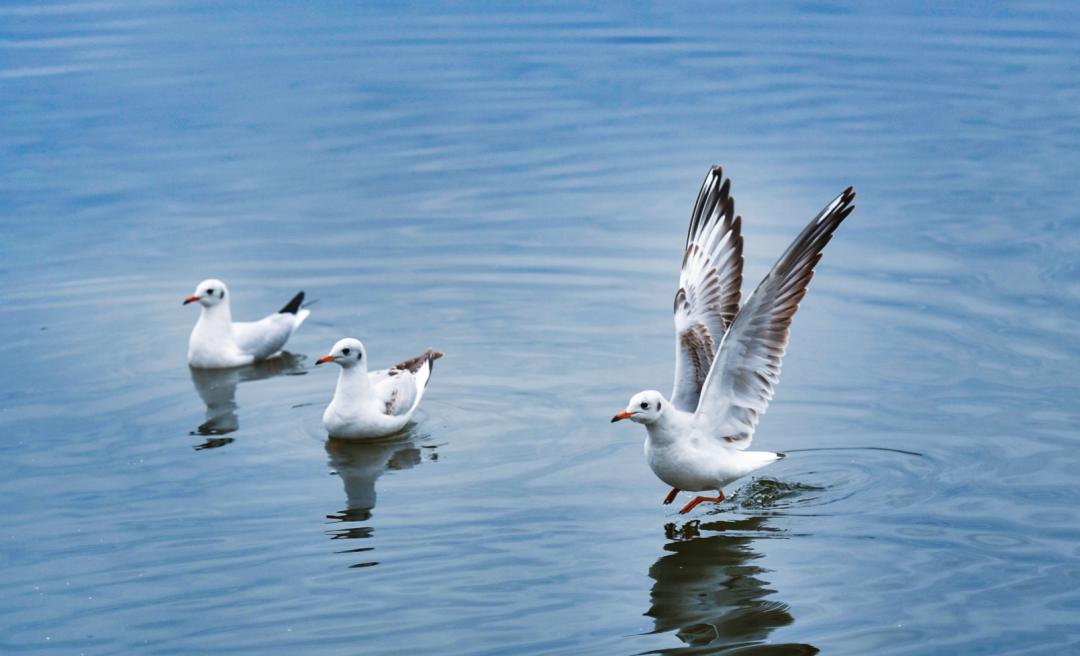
[3,2,1080,654]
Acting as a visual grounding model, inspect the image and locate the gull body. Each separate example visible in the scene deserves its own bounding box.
[612,165,855,514]
[184,279,310,369]
[637,397,783,493]
[318,338,443,440]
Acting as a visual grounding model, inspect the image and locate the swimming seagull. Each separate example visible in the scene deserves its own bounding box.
[612,166,856,514]
[317,338,443,439]
[184,279,310,369]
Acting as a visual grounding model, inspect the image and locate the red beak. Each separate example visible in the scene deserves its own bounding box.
[315,355,335,365]
[183,295,200,305]
[611,411,634,423]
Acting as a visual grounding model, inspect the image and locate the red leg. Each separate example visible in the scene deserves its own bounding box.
[662,487,680,505]
[678,490,726,515]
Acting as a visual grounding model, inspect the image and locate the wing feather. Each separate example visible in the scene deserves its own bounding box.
[671,165,744,412]
[692,187,856,448]
[374,349,443,416]
[233,314,294,360]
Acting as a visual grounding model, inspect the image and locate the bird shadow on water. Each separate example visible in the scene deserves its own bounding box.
[641,444,928,655]
[188,352,307,450]
[643,480,821,655]
[324,433,438,569]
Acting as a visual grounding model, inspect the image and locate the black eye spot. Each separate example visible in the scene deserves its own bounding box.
[342,348,351,356]
[206,288,214,295]
[640,401,649,410]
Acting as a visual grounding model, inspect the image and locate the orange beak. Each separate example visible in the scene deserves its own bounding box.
[611,411,634,423]
[183,295,201,305]
[315,355,335,365]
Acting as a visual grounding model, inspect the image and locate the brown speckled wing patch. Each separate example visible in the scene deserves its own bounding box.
[381,348,445,416]
[389,348,443,375]
[671,165,744,413]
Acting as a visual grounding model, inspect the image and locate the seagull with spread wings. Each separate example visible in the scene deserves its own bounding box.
[612,165,856,514]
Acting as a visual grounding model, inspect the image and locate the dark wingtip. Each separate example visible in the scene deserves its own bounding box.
[776,452,787,459]
[419,349,443,388]
[839,186,856,209]
[279,291,305,314]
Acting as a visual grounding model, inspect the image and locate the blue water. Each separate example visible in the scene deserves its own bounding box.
[3,2,1080,654]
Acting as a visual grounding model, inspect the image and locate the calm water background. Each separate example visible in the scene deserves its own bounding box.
[2,2,1080,654]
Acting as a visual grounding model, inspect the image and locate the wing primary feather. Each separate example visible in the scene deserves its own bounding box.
[278,291,305,315]
[692,186,855,447]
[671,166,745,412]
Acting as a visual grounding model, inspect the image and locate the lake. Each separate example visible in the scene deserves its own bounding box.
[2,2,1080,654]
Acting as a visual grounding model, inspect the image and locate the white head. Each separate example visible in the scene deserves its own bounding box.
[316,338,368,370]
[611,390,666,425]
[184,279,229,308]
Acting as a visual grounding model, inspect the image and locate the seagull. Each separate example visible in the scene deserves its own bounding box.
[611,165,855,514]
[184,279,310,369]
[316,338,443,439]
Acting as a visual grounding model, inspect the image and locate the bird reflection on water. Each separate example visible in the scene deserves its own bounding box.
[324,435,437,569]
[646,514,817,655]
[187,352,306,449]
